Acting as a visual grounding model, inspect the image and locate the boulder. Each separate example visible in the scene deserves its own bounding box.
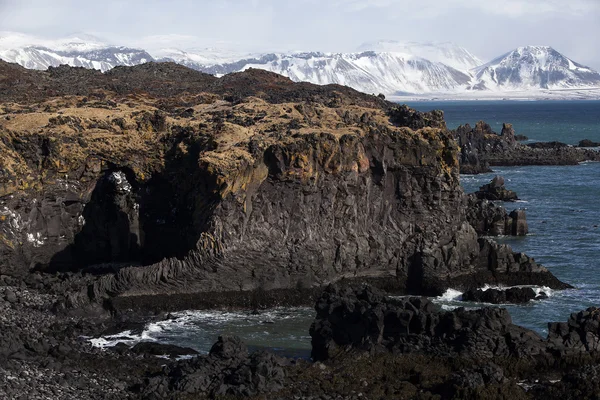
[466,194,528,236]
[475,175,519,201]
[4,290,18,304]
[461,287,538,304]
[138,336,286,399]
[578,139,600,147]
[130,342,199,358]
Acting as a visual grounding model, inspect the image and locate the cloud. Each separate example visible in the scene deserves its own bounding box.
[332,0,599,17]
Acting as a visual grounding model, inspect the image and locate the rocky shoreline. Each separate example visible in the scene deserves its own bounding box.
[0,60,596,398]
[453,121,600,174]
[4,281,600,400]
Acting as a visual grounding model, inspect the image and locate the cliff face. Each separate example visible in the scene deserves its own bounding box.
[0,61,567,308]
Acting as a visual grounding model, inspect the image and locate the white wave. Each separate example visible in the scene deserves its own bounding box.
[89,307,314,350]
[480,284,553,298]
[88,330,148,349]
[435,288,463,302]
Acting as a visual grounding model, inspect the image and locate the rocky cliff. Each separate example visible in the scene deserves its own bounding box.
[0,60,567,310]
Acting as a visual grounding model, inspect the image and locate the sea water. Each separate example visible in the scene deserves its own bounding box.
[92,101,600,355]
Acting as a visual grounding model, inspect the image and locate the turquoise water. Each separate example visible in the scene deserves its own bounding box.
[93,101,600,354]
[408,100,600,144]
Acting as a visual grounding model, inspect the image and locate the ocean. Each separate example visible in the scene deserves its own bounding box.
[92,100,600,357]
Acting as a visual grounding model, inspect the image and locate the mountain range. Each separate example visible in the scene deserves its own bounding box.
[1,32,599,100]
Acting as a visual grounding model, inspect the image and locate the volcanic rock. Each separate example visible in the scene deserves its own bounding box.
[130,342,199,358]
[578,139,600,147]
[0,61,570,312]
[309,284,546,362]
[466,194,528,236]
[310,284,600,370]
[452,122,600,173]
[461,287,539,304]
[138,336,286,399]
[475,175,519,201]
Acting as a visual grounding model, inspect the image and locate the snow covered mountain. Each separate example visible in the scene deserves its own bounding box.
[471,46,600,91]
[357,40,482,71]
[185,51,472,94]
[0,32,153,72]
[1,32,599,98]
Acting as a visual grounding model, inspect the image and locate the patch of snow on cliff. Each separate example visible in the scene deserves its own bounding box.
[26,232,46,247]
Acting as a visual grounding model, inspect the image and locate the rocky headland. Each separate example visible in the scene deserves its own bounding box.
[0,60,586,399]
[0,60,568,313]
[453,121,600,174]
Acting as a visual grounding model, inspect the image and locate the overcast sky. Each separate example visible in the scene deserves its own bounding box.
[1,0,599,68]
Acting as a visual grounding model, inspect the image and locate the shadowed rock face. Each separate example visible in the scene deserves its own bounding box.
[0,61,569,310]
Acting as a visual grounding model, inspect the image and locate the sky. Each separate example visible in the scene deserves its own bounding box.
[1,0,599,69]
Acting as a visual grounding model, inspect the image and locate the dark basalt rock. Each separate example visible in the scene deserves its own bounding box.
[309,284,546,362]
[461,287,540,304]
[466,194,528,236]
[138,336,286,399]
[0,61,568,315]
[527,141,569,149]
[130,342,199,358]
[515,134,529,141]
[452,122,517,174]
[310,284,600,374]
[578,139,600,147]
[509,209,528,236]
[475,175,519,202]
[452,122,600,173]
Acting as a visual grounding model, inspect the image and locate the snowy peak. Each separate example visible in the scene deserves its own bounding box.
[357,40,483,71]
[473,45,600,90]
[187,51,472,95]
[1,32,599,98]
[0,31,153,72]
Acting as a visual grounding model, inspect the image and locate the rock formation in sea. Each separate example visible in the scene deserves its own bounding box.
[578,139,600,147]
[465,175,528,237]
[475,175,519,202]
[466,195,529,236]
[453,122,600,174]
[0,60,569,314]
[461,287,547,304]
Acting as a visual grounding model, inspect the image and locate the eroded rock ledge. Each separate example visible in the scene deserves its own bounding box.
[0,61,568,311]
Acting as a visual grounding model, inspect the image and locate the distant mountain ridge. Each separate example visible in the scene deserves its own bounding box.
[1,32,599,99]
[472,46,600,91]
